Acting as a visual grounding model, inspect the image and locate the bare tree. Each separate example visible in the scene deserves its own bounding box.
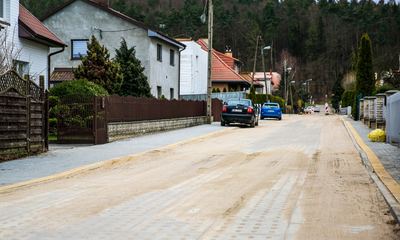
[0,27,22,74]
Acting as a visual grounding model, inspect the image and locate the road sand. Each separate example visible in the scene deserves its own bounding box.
[0,115,398,239]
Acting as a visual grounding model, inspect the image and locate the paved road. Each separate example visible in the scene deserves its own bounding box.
[0,123,224,187]
[0,115,398,240]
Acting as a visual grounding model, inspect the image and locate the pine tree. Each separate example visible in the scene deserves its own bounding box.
[332,73,345,111]
[114,38,152,98]
[73,35,123,94]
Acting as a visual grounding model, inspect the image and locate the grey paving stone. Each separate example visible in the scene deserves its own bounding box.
[343,117,400,185]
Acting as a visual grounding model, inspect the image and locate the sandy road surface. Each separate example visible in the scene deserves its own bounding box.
[0,115,398,239]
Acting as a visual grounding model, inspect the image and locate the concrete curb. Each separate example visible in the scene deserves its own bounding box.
[0,127,234,194]
[341,117,400,223]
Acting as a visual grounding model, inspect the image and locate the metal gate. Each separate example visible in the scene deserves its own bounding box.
[57,94,107,144]
[212,98,223,122]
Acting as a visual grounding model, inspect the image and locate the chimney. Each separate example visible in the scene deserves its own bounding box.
[96,0,109,7]
[225,45,232,57]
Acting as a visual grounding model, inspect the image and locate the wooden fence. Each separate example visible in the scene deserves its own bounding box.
[0,70,48,160]
[106,95,207,122]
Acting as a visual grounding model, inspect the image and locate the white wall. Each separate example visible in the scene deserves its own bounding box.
[1,0,50,87]
[43,0,182,98]
[179,41,207,95]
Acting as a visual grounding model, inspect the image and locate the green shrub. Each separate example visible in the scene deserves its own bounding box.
[341,90,356,107]
[230,88,235,92]
[160,95,166,100]
[216,88,221,93]
[49,96,61,108]
[212,88,216,93]
[223,87,227,92]
[372,86,398,96]
[49,106,57,119]
[49,118,57,130]
[69,115,84,127]
[49,79,109,97]
[85,115,93,127]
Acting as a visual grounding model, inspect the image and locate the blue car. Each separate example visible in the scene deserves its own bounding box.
[260,102,282,120]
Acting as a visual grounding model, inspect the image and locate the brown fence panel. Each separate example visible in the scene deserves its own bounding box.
[0,70,46,159]
[95,96,107,144]
[106,95,207,122]
[212,98,222,122]
[57,94,94,144]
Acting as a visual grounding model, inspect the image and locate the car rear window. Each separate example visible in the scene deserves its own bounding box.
[264,104,278,108]
[227,100,250,106]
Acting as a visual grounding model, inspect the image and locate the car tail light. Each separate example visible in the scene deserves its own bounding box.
[277,105,280,109]
[222,106,227,112]
[262,104,265,108]
[247,107,253,113]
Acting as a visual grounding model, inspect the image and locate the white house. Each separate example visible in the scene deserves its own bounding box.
[178,39,208,95]
[40,0,185,99]
[0,0,65,88]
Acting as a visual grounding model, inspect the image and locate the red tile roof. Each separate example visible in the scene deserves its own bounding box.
[214,51,242,69]
[18,5,65,47]
[50,68,74,82]
[196,40,251,86]
[241,73,264,86]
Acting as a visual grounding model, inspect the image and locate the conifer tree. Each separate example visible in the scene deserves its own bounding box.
[114,38,152,98]
[352,34,375,119]
[73,35,123,94]
[332,73,345,111]
[355,34,375,97]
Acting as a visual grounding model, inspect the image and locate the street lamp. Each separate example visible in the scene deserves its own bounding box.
[289,80,295,114]
[306,79,312,93]
[302,82,306,109]
[283,60,291,112]
[262,46,271,103]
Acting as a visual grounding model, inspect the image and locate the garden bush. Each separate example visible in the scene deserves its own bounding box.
[49,79,109,97]
[372,86,398,96]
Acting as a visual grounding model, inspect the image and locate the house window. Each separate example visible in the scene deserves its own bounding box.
[0,0,4,19]
[157,86,162,99]
[14,60,29,78]
[170,88,174,100]
[157,44,162,62]
[196,56,199,72]
[71,39,88,59]
[170,49,174,66]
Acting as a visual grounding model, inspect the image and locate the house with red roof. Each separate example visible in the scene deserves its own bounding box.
[41,0,185,99]
[0,1,65,88]
[196,39,260,92]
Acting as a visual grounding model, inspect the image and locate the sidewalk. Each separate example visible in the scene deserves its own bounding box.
[341,116,400,221]
[0,123,225,190]
[343,116,400,183]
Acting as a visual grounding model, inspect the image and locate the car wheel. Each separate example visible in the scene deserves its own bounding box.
[278,116,282,120]
[221,121,225,126]
[250,119,255,128]
[260,116,264,120]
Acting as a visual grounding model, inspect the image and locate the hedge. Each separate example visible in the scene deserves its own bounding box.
[246,93,284,109]
[341,90,356,107]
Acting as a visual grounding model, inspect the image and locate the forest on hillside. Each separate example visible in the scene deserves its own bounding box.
[22,0,400,101]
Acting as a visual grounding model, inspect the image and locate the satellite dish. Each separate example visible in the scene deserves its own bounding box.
[200,13,206,23]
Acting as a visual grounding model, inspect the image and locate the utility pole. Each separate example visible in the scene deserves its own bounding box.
[251,36,260,87]
[262,49,268,103]
[206,0,213,124]
[284,60,287,111]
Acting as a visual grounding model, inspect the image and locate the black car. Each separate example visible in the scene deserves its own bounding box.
[221,99,259,128]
